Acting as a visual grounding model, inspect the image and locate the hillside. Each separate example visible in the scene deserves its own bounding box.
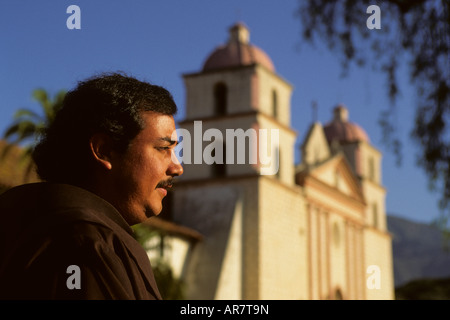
[387,214,450,288]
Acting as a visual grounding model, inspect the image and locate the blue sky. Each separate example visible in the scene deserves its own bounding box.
[0,0,442,224]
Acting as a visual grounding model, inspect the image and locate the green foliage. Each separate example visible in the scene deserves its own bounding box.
[151,258,185,300]
[395,277,450,300]
[3,88,66,145]
[1,88,66,178]
[132,223,185,300]
[131,223,161,251]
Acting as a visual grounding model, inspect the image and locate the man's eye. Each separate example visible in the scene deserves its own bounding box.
[156,146,170,151]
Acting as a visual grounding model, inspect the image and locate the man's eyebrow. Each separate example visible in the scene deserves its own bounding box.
[158,137,179,146]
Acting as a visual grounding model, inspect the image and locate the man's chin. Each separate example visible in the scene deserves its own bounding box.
[144,204,163,219]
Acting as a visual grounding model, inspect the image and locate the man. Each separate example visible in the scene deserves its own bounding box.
[0,72,183,299]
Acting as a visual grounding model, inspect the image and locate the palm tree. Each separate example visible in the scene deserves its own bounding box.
[1,88,66,179]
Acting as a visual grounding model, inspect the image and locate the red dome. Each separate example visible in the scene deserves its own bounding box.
[324,105,370,143]
[202,23,275,72]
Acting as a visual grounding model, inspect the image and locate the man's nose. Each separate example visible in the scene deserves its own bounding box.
[169,151,184,177]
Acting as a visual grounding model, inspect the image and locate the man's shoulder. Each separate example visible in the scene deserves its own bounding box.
[0,212,154,300]
[0,182,133,235]
[0,183,144,265]
[53,216,134,257]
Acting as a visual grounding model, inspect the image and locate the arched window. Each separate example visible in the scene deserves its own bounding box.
[212,142,226,178]
[272,90,278,119]
[372,203,379,228]
[214,82,227,116]
[275,146,281,179]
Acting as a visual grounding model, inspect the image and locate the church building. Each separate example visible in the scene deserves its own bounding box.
[168,22,394,300]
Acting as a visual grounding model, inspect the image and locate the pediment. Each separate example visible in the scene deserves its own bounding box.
[308,153,365,203]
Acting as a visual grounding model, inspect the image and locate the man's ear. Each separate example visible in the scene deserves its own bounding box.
[89,133,114,170]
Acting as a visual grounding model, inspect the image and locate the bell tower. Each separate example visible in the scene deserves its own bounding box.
[171,23,305,300]
[179,22,296,184]
[323,105,387,231]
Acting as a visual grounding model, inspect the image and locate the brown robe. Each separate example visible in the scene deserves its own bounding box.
[0,182,162,300]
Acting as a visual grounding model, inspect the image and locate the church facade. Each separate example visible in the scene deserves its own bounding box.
[169,22,394,300]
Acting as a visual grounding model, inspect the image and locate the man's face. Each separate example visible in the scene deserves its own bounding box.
[109,111,183,225]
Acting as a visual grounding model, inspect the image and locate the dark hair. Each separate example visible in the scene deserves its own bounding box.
[32,72,177,184]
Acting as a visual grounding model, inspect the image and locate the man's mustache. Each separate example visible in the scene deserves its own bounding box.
[156,178,174,189]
